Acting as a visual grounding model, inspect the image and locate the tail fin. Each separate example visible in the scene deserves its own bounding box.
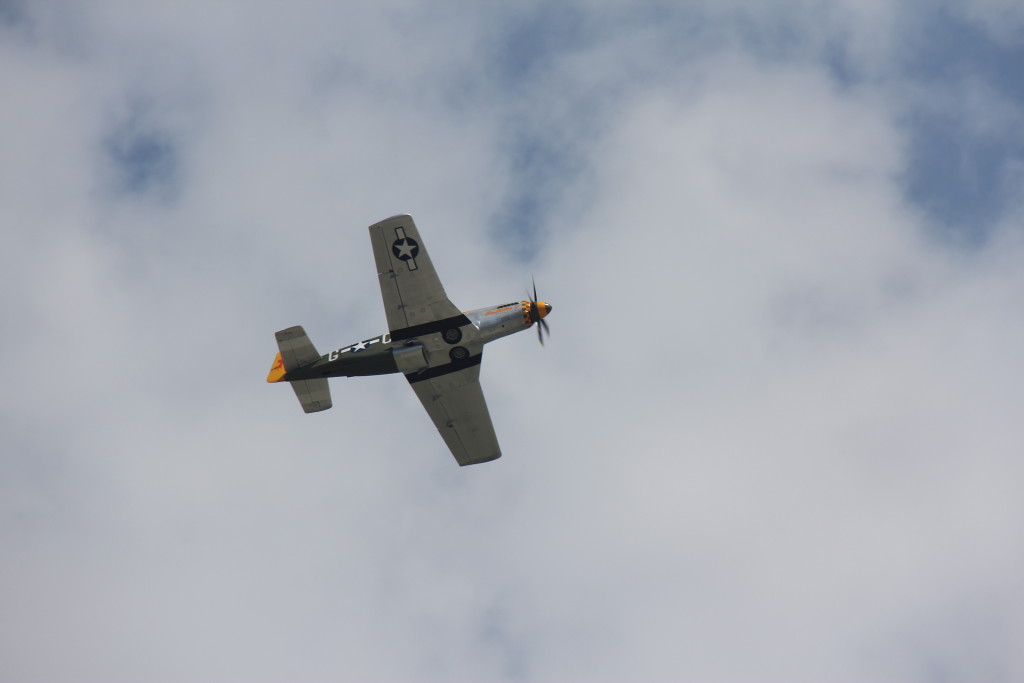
[269,325,332,413]
[267,353,286,383]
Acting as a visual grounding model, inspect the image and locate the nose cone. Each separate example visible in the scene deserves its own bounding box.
[540,302,552,318]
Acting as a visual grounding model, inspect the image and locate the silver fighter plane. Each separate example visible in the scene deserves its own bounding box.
[267,214,552,466]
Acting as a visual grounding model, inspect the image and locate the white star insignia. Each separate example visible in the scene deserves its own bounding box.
[395,240,415,259]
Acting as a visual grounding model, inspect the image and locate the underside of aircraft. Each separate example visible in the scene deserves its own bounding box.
[267,214,551,466]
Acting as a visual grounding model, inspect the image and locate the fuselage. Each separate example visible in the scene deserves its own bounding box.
[282,300,549,382]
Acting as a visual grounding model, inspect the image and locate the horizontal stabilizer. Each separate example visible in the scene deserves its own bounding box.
[271,325,332,413]
[291,378,332,413]
[275,325,322,370]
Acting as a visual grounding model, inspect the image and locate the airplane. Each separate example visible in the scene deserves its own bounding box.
[266,214,552,466]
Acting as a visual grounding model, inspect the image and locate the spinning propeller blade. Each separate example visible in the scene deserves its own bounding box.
[527,278,552,346]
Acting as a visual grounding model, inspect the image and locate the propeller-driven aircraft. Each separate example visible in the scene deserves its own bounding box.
[267,214,552,466]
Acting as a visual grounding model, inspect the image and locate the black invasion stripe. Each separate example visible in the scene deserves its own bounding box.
[406,353,482,384]
[390,314,471,342]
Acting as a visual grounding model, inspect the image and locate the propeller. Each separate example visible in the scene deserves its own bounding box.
[526,278,552,346]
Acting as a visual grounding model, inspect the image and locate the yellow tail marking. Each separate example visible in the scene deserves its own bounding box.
[266,352,286,383]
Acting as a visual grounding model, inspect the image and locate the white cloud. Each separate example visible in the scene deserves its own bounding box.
[2,2,1024,682]
[495,45,1024,680]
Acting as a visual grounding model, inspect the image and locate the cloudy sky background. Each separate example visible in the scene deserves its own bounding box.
[3,1,1024,681]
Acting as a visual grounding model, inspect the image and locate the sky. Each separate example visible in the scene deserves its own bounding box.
[2,1,1024,681]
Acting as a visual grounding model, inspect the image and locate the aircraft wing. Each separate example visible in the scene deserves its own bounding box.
[408,359,501,466]
[369,214,468,339]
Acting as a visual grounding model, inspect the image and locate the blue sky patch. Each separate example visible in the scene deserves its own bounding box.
[104,109,179,199]
[0,0,26,26]
[897,7,1024,244]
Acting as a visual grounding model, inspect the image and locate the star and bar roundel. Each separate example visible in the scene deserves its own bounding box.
[391,226,420,271]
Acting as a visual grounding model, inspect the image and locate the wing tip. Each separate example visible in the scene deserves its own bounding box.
[369,213,414,231]
[458,451,502,466]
